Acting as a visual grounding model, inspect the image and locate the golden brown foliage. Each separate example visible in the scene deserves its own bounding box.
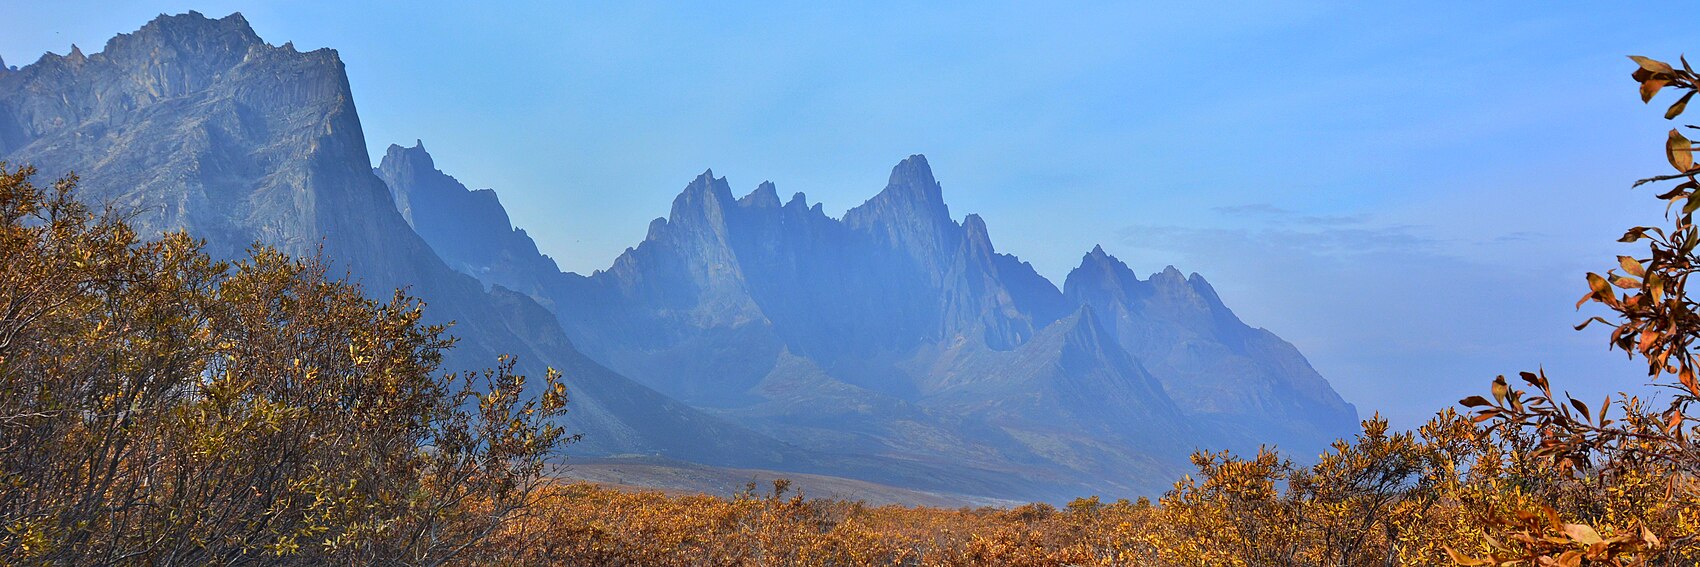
[478,480,1160,566]
[0,166,573,565]
[463,409,1695,566]
[1450,55,1700,566]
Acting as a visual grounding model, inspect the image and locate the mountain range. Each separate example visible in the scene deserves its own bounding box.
[0,11,1356,502]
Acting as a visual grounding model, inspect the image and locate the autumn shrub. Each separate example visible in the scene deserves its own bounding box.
[0,166,573,565]
[473,480,1160,566]
[1446,55,1700,566]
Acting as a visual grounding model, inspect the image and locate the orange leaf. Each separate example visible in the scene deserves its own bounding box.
[1631,55,1677,75]
[1443,546,1490,566]
[1562,523,1603,545]
[1669,129,1694,173]
[1669,90,1695,119]
[1587,272,1611,294]
[1619,255,1645,277]
[1642,78,1669,102]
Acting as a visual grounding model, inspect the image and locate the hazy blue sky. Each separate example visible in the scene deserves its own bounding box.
[5,1,1696,427]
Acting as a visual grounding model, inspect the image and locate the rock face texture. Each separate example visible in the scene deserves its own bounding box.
[0,11,803,468]
[374,141,562,300]
[4,11,1359,501]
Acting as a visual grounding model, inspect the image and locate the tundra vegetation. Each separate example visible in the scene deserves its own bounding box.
[3,57,1699,566]
[0,166,574,564]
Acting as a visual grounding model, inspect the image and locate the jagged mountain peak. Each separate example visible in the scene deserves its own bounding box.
[113,11,264,59]
[960,213,997,261]
[646,217,669,241]
[1152,265,1186,283]
[383,140,435,170]
[668,170,737,229]
[676,169,726,202]
[681,169,730,198]
[879,154,948,213]
[740,181,782,208]
[842,155,961,275]
[1080,244,1122,269]
[139,11,255,36]
[373,136,564,297]
[1180,272,1243,325]
[961,213,990,241]
[846,155,951,222]
[962,213,988,234]
[377,140,453,226]
[1066,245,1142,294]
[888,154,939,191]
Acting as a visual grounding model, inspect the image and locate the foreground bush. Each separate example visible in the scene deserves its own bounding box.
[467,412,1692,566]
[0,167,573,565]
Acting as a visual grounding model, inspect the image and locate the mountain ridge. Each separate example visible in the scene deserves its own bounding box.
[383,142,1358,496]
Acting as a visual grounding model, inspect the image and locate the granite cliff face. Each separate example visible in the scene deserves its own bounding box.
[0,11,803,467]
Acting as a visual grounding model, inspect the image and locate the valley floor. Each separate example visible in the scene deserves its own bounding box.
[481,481,1153,566]
[554,458,1023,508]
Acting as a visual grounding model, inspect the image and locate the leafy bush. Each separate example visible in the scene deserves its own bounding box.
[0,166,574,565]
